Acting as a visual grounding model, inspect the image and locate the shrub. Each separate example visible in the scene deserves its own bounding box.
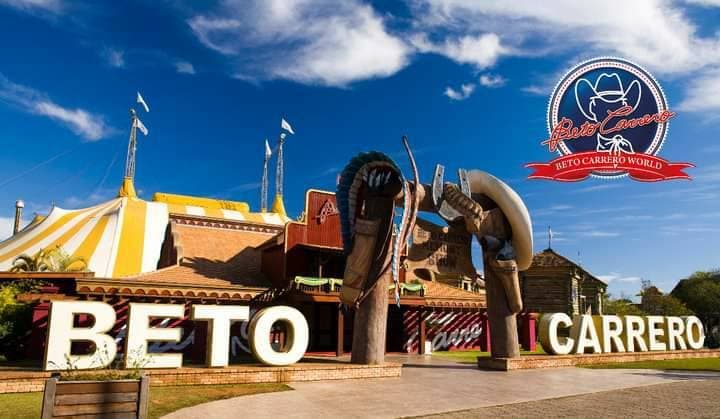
[0,281,40,361]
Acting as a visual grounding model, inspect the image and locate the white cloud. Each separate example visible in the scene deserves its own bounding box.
[479,73,506,87]
[579,230,621,238]
[187,0,410,86]
[678,69,720,112]
[412,1,720,75]
[0,216,13,242]
[685,0,720,6]
[0,73,113,141]
[63,188,115,208]
[571,183,623,193]
[413,33,505,69]
[102,48,125,68]
[444,83,475,100]
[175,61,196,75]
[532,204,573,216]
[598,272,642,283]
[0,0,62,13]
[521,85,547,95]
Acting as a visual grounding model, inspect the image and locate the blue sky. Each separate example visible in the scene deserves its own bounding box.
[0,0,719,300]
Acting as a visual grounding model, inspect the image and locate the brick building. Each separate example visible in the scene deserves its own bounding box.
[2,180,491,364]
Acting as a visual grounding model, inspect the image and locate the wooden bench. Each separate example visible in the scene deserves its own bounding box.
[41,375,149,419]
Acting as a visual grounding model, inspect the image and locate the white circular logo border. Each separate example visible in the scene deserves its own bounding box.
[546,57,670,179]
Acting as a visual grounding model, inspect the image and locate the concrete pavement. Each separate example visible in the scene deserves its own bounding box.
[418,379,720,418]
[164,355,720,418]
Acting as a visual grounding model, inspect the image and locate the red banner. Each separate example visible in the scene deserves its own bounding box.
[526,152,694,182]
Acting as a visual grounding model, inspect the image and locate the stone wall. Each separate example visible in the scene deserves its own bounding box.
[0,362,402,394]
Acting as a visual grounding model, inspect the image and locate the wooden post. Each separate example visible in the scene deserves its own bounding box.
[350,195,394,365]
[336,305,344,357]
[418,307,426,355]
[41,377,58,419]
[483,251,520,359]
[350,267,389,364]
[138,374,150,419]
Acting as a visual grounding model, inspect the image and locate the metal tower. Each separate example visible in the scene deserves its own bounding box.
[275,132,286,198]
[124,109,138,179]
[261,142,271,212]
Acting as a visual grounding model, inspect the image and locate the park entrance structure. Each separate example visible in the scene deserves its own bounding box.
[1,177,502,365]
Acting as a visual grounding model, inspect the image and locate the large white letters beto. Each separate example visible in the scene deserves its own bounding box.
[540,314,706,355]
[192,305,250,367]
[43,301,310,371]
[125,303,184,369]
[45,301,117,371]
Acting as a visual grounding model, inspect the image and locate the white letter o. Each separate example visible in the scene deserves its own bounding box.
[249,306,309,366]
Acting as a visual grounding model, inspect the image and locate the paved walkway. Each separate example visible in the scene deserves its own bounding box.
[417,380,720,418]
[164,355,720,419]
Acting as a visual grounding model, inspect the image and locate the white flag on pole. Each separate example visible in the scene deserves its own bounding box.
[280,118,294,135]
[137,92,150,113]
[265,139,272,159]
[134,117,149,136]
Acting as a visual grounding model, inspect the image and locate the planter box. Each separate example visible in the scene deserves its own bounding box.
[41,375,149,419]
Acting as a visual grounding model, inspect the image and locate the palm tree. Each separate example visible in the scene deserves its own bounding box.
[10,246,87,273]
[10,248,52,272]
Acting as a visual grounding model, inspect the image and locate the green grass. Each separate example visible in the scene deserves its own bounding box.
[432,347,546,364]
[0,383,290,419]
[582,357,720,372]
[0,392,41,419]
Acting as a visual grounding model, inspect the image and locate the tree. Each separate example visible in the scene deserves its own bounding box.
[0,281,39,360]
[671,270,720,348]
[603,294,646,316]
[10,246,87,273]
[640,281,694,317]
[671,271,720,322]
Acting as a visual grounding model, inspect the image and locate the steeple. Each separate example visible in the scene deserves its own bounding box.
[271,194,287,217]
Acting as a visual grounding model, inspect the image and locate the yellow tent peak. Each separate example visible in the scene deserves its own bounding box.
[271,194,287,217]
[118,177,137,198]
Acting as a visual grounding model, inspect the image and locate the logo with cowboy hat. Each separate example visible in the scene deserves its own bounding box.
[526,57,693,181]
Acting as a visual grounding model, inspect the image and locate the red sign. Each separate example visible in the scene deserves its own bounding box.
[526,152,694,182]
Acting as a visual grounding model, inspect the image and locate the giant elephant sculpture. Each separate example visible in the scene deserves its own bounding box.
[337,138,533,363]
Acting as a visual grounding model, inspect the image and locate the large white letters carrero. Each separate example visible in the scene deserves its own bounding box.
[601,315,625,353]
[539,314,705,355]
[666,316,687,351]
[571,315,602,354]
[686,316,706,350]
[45,301,117,371]
[539,313,574,355]
[624,316,648,352]
[646,316,667,351]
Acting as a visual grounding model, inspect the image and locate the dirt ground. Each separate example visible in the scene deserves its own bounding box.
[416,380,720,419]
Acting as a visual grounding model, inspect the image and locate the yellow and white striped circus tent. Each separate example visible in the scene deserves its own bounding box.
[0,178,290,278]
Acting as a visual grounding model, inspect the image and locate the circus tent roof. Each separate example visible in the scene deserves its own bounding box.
[0,180,290,278]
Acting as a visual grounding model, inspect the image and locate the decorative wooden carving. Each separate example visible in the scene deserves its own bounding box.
[314,199,339,224]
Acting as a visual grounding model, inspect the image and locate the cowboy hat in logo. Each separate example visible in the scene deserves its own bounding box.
[575,73,640,155]
[526,57,693,182]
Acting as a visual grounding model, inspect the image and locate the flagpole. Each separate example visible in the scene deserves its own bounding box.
[261,148,269,213]
[124,108,138,180]
[275,132,285,198]
[548,225,552,250]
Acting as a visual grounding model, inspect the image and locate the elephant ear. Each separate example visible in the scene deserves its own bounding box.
[336,152,400,253]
